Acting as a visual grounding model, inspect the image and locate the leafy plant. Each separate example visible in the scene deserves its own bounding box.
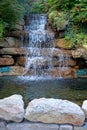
[0,0,25,27]
[30,0,46,14]
[64,23,87,48]
[48,11,67,30]
[70,1,87,23]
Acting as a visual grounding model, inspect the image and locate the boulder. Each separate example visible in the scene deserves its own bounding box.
[82,100,87,118]
[25,98,85,126]
[0,95,24,122]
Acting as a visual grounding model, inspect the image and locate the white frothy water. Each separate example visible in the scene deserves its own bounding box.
[22,14,70,79]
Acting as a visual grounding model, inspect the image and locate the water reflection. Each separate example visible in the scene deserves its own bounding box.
[0,76,87,106]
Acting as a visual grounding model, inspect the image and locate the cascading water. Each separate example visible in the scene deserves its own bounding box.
[24,14,54,47]
[23,14,70,78]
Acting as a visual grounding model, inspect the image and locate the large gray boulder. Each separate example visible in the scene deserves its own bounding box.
[25,98,85,126]
[0,95,24,122]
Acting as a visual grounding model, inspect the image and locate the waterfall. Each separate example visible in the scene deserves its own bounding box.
[23,14,70,78]
[24,14,54,48]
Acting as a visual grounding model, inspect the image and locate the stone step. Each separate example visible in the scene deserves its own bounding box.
[0,48,72,57]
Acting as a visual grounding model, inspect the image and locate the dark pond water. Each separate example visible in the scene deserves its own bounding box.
[0,76,87,106]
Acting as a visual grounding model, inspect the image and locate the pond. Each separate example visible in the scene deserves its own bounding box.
[0,76,87,106]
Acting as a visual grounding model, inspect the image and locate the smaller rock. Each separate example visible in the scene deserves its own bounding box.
[82,100,87,118]
[0,95,24,122]
[0,58,14,66]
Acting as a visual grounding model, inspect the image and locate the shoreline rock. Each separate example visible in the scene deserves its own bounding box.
[25,98,85,126]
[0,95,24,122]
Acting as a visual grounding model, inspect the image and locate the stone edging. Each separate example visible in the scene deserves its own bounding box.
[0,94,87,130]
[0,121,87,130]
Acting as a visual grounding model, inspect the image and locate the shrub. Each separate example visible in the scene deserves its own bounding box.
[0,0,25,27]
[0,20,4,38]
[48,11,67,30]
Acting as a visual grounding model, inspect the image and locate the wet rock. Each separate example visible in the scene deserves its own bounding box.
[0,58,14,66]
[46,67,76,78]
[82,100,87,118]
[25,98,85,126]
[53,57,76,67]
[22,67,76,78]
[0,95,24,122]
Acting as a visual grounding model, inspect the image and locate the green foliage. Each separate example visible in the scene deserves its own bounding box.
[30,0,46,14]
[0,0,25,27]
[48,11,67,30]
[70,1,87,23]
[0,20,4,38]
[22,0,33,14]
[64,23,87,48]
